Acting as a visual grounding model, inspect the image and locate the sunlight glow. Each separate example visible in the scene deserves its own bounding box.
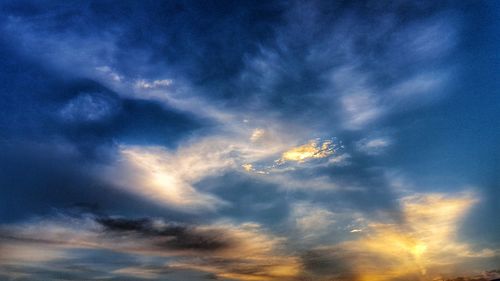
[337,193,485,281]
[279,140,335,163]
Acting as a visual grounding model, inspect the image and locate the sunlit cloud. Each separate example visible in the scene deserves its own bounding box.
[102,145,230,212]
[242,163,254,172]
[168,222,302,281]
[112,266,168,280]
[242,138,341,175]
[102,129,306,211]
[278,139,336,164]
[250,128,266,142]
[101,128,345,211]
[0,242,68,265]
[304,192,499,281]
[0,214,301,281]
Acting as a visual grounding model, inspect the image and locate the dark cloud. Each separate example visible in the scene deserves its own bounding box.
[97,217,231,252]
[1,0,284,85]
[300,248,355,279]
[441,270,500,281]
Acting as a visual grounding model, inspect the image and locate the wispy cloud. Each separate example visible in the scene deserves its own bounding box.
[356,137,392,155]
[1,2,495,281]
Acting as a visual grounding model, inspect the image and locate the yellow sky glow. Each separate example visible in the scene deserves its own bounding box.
[335,193,487,281]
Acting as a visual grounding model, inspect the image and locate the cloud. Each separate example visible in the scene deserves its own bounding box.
[242,138,342,176]
[135,79,174,89]
[96,217,231,252]
[2,2,496,281]
[0,213,301,281]
[250,128,265,142]
[291,202,336,240]
[278,139,336,164]
[101,145,230,213]
[96,66,123,82]
[391,16,457,61]
[356,137,392,155]
[100,128,345,212]
[328,66,385,130]
[327,153,351,166]
[441,270,500,281]
[112,266,170,280]
[340,92,383,130]
[59,92,119,123]
[302,192,499,281]
[389,73,446,99]
[0,242,68,265]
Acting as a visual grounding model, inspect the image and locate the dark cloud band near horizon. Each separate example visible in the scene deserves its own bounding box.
[0,1,499,280]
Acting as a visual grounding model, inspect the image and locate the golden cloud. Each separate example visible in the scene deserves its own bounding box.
[279,140,335,163]
[309,192,497,281]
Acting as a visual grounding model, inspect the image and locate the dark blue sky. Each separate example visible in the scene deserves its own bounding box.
[0,1,499,281]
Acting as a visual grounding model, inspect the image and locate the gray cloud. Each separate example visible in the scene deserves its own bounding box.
[96,217,231,252]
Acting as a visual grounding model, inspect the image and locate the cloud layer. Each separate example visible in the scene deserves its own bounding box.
[0,0,499,280]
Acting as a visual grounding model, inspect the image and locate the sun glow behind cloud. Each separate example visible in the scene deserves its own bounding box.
[242,138,341,175]
[102,145,232,212]
[279,139,336,163]
[327,192,496,281]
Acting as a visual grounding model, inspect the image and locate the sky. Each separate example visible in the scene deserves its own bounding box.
[0,1,499,281]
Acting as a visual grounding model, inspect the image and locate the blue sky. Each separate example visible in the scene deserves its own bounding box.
[0,1,499,280]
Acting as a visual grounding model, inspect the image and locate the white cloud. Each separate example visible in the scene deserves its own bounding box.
[102,145,230,213]
[329,66,386,130]
[135,79,174,89]
[356,137,392,155]
[388,72,449,107]
[96,66,123,82]
[340,92,383,130]
[99,127,304,212]
[291,202,336,240]
[327,153,351,166]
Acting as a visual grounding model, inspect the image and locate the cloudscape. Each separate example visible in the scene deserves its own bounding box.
[0,1,499,280]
